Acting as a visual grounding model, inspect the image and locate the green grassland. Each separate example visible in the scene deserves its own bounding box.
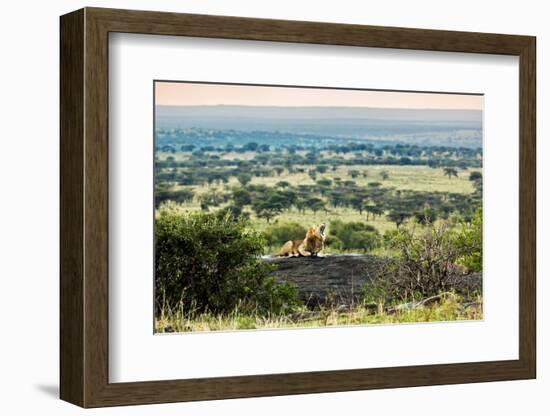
[161,159,480,238]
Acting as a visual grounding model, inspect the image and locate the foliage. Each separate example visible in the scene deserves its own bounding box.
[469,171,482,181]
[367,217,483,301]
[443,167,458,179]
[155,208,301,316]
[324,235,343,250]
[389,221,461,297]
[455,208,483,272]
[155,186,194,207]
[263,222,308,247]
[330,220,382,252]
[237,172,252,186]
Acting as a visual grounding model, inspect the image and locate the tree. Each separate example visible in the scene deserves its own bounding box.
[348,169,360,179]
[316,164,329,174]
[365,204,383,221]
[274,166,285,176]
[276,181,291,188]
[232,188,252,206]
[469,171,482,181]
[306,197,326,214]
[316,178,332,188]
[155,188,194,207]
[414,207,438,224]
[237,173,252,186]
[200,191,224,207]
[180,144,195,152]
[443,167,458,179]
[243,142,259,151]
[348,195,365,215]
[388,209,411,227]
[161,145,176,153]
[251,194,285,222]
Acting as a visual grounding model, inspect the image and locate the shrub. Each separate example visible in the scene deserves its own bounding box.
[324,235,343,251]
[264,222,307,247]
[455,208,482,272]
[347,230,381,252]
[382,229,400,249]
[330,220,381,251]
[376,219,481,300]
[155,209,301,316]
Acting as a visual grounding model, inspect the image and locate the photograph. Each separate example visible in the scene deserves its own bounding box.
[153,81,484,333]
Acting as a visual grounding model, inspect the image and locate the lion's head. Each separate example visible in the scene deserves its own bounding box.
[318,223,326,239]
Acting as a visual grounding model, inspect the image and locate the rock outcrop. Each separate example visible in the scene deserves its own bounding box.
[263,254,482,307]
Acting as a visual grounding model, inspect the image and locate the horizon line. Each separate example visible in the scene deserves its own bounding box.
[155,104,482,111]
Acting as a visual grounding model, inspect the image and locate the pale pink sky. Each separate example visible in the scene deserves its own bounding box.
[155,82,482,110]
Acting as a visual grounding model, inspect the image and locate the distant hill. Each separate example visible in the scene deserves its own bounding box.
[155,105,482,148]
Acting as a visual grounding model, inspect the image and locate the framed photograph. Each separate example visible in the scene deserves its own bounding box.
[60,7,536,408]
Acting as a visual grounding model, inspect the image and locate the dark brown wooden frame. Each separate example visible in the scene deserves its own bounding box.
[60,7,536,408]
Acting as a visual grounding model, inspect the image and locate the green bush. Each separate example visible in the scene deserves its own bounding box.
[455,208,482,272]
[383,229,400,249]
[324,235,343,250]
[330,220,381,251]
[347,230,381,252]
[155,209,301,316]
[263,222,307,247]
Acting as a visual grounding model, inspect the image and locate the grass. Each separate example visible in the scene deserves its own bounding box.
[155,293,483,333]
[168,163,480,237]
[247,165,479,194]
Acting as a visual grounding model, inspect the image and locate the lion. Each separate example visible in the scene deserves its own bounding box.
[279,223,326,257]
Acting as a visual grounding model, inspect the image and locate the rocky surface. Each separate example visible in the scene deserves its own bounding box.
[263,254,482,307]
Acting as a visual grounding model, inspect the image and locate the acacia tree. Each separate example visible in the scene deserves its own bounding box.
[348,195,365,215]
[443,167,458,179]
[388,209,411,228]
[365,204,383,221]
[251,192,287,222]
[307,197,326,214]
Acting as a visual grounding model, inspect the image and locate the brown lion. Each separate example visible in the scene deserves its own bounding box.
[279,223,326,257]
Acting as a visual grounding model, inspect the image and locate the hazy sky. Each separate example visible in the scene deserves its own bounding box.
[155,81,483,110]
